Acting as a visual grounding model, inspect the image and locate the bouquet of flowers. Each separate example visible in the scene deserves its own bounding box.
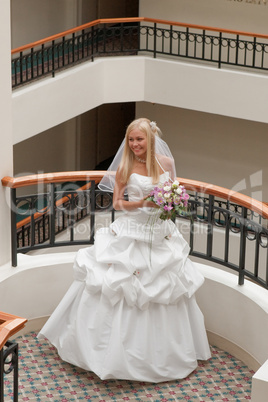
[146,180,189,221]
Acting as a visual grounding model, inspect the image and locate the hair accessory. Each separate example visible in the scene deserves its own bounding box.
[150,121,157,131]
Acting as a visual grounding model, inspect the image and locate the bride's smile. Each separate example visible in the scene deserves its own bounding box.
[128,128,147,160]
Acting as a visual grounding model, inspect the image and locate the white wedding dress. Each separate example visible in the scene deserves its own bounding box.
[38,172,211,383]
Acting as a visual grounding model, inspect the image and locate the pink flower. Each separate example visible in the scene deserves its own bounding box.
[164,204,173,211]
[156,197,164,205]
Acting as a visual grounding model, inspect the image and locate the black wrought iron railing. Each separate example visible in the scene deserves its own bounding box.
[11,17,268,88]
[2,172,268,290]
[0,312,27,402]
[15,182,95,250]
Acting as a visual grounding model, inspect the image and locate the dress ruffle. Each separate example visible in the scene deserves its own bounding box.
[74,215,204,311]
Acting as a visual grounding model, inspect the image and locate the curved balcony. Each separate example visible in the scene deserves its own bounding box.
[1,171,268,401]
[11,17,268,88]
[2,171,268,288]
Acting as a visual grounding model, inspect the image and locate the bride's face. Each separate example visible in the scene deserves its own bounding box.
[128,129,147,160]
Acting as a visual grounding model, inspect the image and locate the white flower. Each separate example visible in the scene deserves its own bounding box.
[164,193,170,199]
[158,192,163,198]
[164,185,171,192]
[172,180,180,187]
[150,121,157,131]
[175,187,182,195]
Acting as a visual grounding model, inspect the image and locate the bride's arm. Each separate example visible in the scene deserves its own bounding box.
[113,170,156,211]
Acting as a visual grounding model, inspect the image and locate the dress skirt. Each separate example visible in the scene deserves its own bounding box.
[38,209,211,383]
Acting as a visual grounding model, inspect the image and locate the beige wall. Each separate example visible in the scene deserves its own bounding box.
[11,0,79,48]
[13,119,77,176]
[140,0,268,34]
[136,102,268,202]
[13,103,135,175]
[11,0,139,49]
[79,0,98,25]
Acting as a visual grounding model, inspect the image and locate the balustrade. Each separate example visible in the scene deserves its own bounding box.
[2,172,268,289]
[11,17,268,88]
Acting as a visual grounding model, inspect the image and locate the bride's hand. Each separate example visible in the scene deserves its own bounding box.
[142,198,159,208]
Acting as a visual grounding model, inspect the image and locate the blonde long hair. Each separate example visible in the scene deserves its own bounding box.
[118,118,161,184]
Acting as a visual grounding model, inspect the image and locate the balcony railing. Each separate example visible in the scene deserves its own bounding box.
[0,312,27,402]
[2,171,268,290]
[11,17,268,88]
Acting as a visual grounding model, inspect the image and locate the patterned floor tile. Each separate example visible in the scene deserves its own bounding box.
[3,332,253,401]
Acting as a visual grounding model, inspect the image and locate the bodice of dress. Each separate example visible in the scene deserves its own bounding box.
[127,171,170,202]
[109,170,173,242]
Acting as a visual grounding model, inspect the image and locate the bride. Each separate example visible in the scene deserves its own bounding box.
[38,118,211,383]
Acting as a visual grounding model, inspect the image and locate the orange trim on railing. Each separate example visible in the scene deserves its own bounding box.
[1,171,106,188]
[2,171,268,219]
[11,17,268,55]
[180,177,268,220]
[0,312,27,350]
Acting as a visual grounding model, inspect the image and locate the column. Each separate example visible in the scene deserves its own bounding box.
[0,0,13,265]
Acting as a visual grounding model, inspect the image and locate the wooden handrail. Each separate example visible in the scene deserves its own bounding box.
[11,17,268,55]
[2,171,268,219]
[1,171,107,188]
[0,312,27,350]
